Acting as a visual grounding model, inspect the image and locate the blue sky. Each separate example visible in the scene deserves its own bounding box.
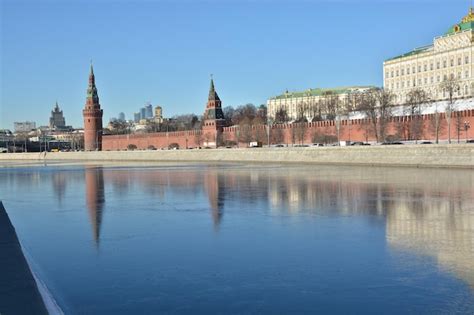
[0,0,471,129]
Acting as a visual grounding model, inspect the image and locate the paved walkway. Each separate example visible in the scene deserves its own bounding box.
[0,201,48,315]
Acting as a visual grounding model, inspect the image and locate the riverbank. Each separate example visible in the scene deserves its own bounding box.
[0,201,48,315]
[0,144,473,169]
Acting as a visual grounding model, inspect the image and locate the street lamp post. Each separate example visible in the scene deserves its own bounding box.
[266,118,273,147]
[464,121,471,142]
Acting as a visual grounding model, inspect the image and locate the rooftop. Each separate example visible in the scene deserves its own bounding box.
[385,45,433,62]
[269,86,376,100]
[385,8,474,62]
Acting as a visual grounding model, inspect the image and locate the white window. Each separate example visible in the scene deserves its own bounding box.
[401,69,404,75]
[424,77,428,84]
[430,63,433,70]
[437,75,440,82]
[418,65,421,72]
[465,70,469,78]
[396,70,399,76]
[412,66,416,73]
[424,64,427,71]
[437,61,440,69]
[407,67,410,74]
[465,56,469,64]
[458,57,462,66]
[451,59,454,67]
[465,85,469,94]
[431,77,434,84]
[443,60,447,68]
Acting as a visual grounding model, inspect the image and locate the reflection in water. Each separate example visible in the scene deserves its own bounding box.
[52,172,67,205]
[85,166,105,246]
[92,166,474,289]
[2,164,473,296]
[386,195,474,288]
[205,170,224,229]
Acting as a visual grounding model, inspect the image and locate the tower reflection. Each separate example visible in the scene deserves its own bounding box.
[85,166,105,246]
[204,170,225,229]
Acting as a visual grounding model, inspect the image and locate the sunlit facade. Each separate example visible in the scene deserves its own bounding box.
[384,9,474,104]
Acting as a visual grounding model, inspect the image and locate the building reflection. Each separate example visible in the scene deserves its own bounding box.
[386,193,474,288]
[52,172,67,205]
[74,165,474,287]
[85,166,105,246]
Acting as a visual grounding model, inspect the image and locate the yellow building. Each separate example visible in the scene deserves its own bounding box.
[384,8,474,104]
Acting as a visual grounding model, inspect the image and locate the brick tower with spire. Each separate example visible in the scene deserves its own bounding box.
[82,64,103,151]
[202,76,226,147]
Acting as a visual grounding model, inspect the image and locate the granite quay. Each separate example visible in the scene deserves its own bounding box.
[1,145,473,169]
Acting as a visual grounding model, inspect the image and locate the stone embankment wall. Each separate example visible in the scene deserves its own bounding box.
[1,145,473,169]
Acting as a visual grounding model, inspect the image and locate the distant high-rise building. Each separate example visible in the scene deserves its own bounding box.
[140,107,146,120]
[134,112,141,123]
[154,106,163,118]
[49,102,66,129]
[145,104,153,118]
[14,121,36,133]
[154,106,163,123]
[118,112,125,122]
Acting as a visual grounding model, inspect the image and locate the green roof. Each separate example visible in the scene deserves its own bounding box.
[385,45,432,62]
[445,21,474,35]
[270,86,376,100]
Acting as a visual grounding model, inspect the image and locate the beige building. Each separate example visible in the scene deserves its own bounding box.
[267,86,374,122]
[384,8,474,105]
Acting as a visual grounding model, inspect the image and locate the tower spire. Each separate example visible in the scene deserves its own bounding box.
[208,74,220,101]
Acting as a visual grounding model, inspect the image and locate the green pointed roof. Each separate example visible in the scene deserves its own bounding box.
[208,77,220,101]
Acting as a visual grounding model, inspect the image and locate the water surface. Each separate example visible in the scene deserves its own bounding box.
[1,162,473,314]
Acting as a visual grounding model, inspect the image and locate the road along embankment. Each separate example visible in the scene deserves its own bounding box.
[0,144,473,169]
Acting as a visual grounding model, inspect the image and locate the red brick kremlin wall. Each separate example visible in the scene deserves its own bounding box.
[102,110,474,150]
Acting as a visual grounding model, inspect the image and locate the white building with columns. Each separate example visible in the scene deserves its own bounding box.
[267,86,374,122]
[384,8,474,105]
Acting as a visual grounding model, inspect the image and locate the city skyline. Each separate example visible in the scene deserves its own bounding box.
[1,0,471,129]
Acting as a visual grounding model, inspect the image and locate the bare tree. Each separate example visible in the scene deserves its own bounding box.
[440,76,460,144]
[375,88,395,142]
[293,122,308,145]
[356,88,394,142]
[238,117,253,144]
[322,91,339,120]
[270,127,284,145]
[274,107,290,124]
[194,131,203,148]
[356,89,379,142]
[405,88,430,143]
[455,112,463,143]
[429,107,444,144]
